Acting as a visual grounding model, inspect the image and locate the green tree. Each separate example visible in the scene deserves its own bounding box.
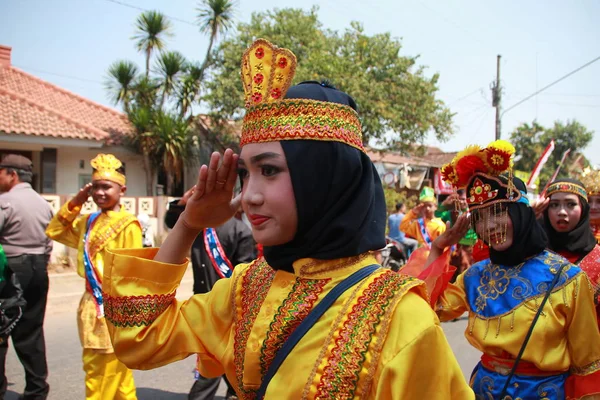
[196,0,236,79]
[133,10,173,77]
[105,60,138,112]
[204,7,454,151]
[510,120,593,190]
[154,51,187,108]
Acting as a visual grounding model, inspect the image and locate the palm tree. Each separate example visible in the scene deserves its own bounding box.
[105,60,138,112]
[196,0,236,78]
[131,76,160,110]
[153,111,195,195]
[177,63,203,118]
[127,105,159,196]
[154,51,187,108]
[132,10,173,77]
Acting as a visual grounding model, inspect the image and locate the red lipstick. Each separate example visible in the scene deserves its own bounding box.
[248,213,270,226]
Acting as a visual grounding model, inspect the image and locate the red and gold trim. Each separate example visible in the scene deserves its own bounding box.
[241,99,365,152]
[566,361,600,399]
[546,181,588,201]
[232,259,276,399]
[313,271,419,399]
[259,277,329,375]
[103,291,176,327]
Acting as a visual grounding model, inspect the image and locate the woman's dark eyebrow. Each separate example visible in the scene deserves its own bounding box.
[249,152,281,164]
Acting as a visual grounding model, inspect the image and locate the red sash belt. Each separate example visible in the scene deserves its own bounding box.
[481,354,563,377]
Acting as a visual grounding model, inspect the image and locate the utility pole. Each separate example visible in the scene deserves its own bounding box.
[492,55,502,140]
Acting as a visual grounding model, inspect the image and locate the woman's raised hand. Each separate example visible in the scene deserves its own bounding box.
[432,213,471,251]
[179,149,240,231]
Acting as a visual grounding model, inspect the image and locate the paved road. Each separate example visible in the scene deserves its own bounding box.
[5,271,480,399]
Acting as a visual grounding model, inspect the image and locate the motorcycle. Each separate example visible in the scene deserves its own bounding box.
[380,237,407,272]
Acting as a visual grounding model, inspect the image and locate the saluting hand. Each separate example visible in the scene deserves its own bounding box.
[179,149,240,231]
[70,183,92,208]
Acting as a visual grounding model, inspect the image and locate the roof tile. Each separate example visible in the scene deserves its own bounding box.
[0,66,131,142]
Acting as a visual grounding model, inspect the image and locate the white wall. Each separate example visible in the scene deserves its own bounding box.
[56,147,149,196]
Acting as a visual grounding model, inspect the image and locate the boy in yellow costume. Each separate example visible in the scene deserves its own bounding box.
[400,186,446,247]
[46,154,140,400]
[100,40,473,399]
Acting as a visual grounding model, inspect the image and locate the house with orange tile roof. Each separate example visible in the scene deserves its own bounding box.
[0,44,149,197]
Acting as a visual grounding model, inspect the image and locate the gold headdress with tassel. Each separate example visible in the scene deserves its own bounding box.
[91,154,126,186]
[441,140,521,247]
[240,39,365,152]
[580,167,600,197]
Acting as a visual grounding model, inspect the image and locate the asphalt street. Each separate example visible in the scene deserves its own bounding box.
[5,271,480,399]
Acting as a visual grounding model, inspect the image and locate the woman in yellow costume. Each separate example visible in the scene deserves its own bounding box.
[46,154,140,400]
[101,39,473,399]
[539,178,600,329]
[418,141,600,399]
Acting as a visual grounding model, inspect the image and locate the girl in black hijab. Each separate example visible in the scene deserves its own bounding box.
[414,142,600,399]
[540,178,597,263]
[539,178,600,327]
[103,40,473,399]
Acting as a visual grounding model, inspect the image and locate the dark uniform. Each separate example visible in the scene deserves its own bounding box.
[0,155,53,400]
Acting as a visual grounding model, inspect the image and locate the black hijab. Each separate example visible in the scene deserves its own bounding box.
[489,202,548,266]
[472,176,548,266]
[541,178,597,257]
[261,81,386,271]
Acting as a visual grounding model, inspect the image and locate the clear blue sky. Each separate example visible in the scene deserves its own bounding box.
[2,0,599,166]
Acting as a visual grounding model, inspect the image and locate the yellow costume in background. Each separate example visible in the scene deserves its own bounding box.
[103,249,472,399]
[400,209,446,246]
[46,154,141,400]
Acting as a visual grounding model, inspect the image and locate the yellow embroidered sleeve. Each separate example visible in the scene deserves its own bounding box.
[103,248,241,375]
[375,326,473,399]
[437,273,469,322]
[400,210,420,241]
[567,273,600,375]
[45,201,86,249]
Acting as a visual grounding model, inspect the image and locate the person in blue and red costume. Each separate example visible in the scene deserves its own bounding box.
[407,140,600,399]
[539,178,600,329]
[100,39,473,399]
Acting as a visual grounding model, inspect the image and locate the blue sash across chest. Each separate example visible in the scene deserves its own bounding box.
[463,250,580,318]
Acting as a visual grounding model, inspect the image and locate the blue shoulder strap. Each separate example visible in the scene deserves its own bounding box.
[255,263,380,399]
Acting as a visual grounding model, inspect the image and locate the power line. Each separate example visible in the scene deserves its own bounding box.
[102,0,197,26]
[14,65,104,84]
[448,87,484,107]
[501,55,600,117]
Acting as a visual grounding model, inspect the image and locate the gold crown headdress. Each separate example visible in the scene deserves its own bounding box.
[580,167,600,196]
[240,39,365,152]
[91,154,126,186]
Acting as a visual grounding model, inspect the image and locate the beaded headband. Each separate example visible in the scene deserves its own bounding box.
[580,168,600,196]
[91,154,126,186]
[240,39,365,152]
[546,181,588,201]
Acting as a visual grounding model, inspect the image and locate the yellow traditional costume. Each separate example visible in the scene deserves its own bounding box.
[400,186,446,247]
[102,39,473,399]
[46,154,140,400]
[431,141,600,399]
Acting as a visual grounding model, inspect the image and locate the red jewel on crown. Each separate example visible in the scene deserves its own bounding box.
[468,178,499,205]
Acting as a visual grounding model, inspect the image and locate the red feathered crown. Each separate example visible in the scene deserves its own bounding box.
[441,140,519,210]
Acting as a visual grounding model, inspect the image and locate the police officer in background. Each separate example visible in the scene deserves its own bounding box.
[0,154,53,400]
